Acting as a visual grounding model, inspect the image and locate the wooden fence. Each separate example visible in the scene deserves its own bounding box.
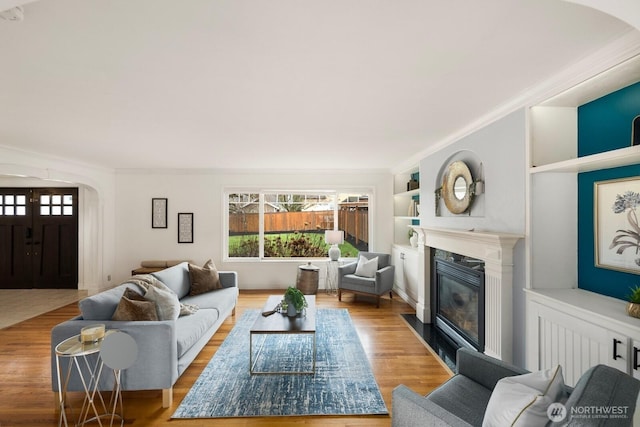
[229,207,368,245]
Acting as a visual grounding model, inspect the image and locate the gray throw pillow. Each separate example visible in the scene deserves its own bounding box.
[355,255,378,278]
[189,259,221,295]
[145,286,180,320]
[112,288,159,321]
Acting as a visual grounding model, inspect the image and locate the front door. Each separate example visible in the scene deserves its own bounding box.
[0,188,78,289]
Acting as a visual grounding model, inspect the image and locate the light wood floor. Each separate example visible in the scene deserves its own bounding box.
[0,290,452,426]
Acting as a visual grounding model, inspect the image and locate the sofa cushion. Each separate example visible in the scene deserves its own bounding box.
[79,284,131,320]
[342,274,376,292]
[151,262,191,299]
[482,365,565,427]
[427,374,493,426]
[188,259,221,296]
[180,286,238,312]
[175,308,220,358]
[145,285,180,321]
[112,288,159,321]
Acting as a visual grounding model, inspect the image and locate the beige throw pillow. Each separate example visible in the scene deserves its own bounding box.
[112,288,159,321]
[189,259,221,296]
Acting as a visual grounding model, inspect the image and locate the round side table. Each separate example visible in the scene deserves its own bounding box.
[55,330,136,427]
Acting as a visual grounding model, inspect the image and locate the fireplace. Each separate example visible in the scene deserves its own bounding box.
[412,227,522,362]
[432,250,485,351]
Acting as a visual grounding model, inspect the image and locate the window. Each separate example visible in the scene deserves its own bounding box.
[226,190,370,259]
[0,194,27,216]
[40,193,74,216]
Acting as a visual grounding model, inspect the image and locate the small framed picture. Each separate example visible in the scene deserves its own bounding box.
[178,213,194,243]
[152,198,168,229]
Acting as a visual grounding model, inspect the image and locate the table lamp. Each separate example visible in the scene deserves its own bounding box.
[325,230,344,261]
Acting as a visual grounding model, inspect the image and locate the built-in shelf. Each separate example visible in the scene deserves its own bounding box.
[531,145,640,174]
[526,53,640,383]
[393,243,417,251]
[394,188,420,197]
[393,166,420,246]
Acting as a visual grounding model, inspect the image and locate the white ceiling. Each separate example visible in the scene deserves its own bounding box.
[0,0,635,171]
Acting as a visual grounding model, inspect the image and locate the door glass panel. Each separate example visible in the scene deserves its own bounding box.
[41,206,50,216]
[41,195,50,204]
[63,206,73,215]
[52,195,62,205]
[52,206,62,216]
[63,195,73,205]
[0,193,28,216]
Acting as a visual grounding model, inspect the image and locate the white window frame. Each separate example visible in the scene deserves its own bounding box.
[223,188,373,261]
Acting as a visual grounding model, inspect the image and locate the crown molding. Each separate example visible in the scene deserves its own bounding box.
[115,167,390,176]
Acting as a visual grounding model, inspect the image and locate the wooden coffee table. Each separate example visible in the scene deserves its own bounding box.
[249,294,316,375]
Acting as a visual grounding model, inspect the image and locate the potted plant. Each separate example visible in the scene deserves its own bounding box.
[626,285,640,319]
[283,286,308,317]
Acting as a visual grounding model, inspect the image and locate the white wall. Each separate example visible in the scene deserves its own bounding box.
[418,109,528,367]
[114,169,393,289]
[0,146,116,292]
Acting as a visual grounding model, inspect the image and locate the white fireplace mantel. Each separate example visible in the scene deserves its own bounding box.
[412,226,523,363]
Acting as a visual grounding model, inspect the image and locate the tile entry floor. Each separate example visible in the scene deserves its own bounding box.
[0,289,87,329]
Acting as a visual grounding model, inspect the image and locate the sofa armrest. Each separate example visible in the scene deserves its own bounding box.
[51,317,178,392]
[565,364,640,426]
[376,265,395,291]
[392,384,473,427]
[456,348,528,391]
[218,271,238,288]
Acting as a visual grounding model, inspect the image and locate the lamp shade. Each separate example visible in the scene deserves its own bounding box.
[325,230,344,245]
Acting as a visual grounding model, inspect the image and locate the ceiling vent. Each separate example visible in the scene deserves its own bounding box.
[0,6,24,21]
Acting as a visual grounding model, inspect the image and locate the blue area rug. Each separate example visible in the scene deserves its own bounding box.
[172,308,388,418]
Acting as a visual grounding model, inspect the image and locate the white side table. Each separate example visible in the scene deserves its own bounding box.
[55,330,137,427]
[325,259,341,295]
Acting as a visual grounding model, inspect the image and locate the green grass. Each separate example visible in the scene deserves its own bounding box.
[229,232,359,258]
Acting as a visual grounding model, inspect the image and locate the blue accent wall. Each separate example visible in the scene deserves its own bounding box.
[577,81,640,300]
[578,81,640,157]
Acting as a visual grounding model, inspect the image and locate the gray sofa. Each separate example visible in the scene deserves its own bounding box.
[392,348,640,426]
[51,262,238,407]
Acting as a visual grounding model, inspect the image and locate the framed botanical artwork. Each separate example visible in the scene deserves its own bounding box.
[152,198,168,229]
[595,177,640,274]
[178,213,194,243]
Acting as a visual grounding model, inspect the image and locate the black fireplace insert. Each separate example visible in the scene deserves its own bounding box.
[432,249,485,352]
